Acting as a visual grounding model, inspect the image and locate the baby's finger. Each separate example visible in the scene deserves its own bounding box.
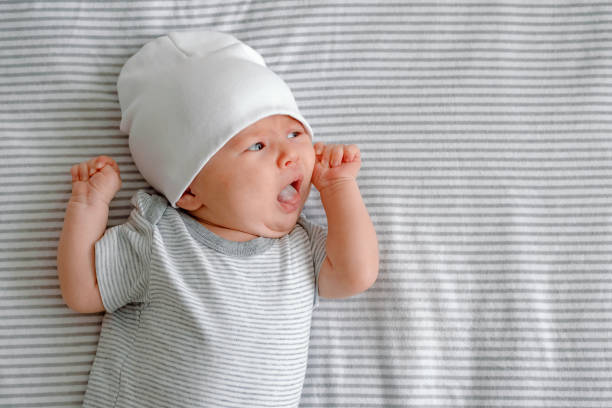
[314,142,325,156]
[94,155,120,175]
[86,158,99,176]
[343,144,360,162]
[78,162,89,181]
[70,164,78,182]
[90,157,103,171]
[331,144,344,167]
[103,156,120,174]
[321,144,335,168]
[88,156,100,170]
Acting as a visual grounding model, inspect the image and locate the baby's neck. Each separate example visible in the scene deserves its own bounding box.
[191,216,259,242]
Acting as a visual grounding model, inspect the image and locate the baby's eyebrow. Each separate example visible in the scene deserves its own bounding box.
[292,121,306,132]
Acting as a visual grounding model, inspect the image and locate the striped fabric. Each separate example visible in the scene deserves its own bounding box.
[1,1,611,407]
[84,190,325,407]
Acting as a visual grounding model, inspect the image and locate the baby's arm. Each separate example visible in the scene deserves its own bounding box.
[312,143,379,299]
[57,156,121,313]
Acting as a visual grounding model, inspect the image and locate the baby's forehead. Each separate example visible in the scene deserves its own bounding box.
[243,116,305,135]
[227,116,307,144]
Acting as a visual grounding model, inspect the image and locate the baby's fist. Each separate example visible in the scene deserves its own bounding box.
[311,142,361,193]
[70,155,122,207]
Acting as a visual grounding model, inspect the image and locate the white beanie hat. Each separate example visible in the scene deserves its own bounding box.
[117,30,313,208]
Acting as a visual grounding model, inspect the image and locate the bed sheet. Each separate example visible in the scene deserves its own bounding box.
[1,1,611,406]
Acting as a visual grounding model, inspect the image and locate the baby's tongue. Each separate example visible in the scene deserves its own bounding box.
[278,184,298,203]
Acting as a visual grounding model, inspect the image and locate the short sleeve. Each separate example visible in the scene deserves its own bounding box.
[296,215,327,309]
[95,190,164,313]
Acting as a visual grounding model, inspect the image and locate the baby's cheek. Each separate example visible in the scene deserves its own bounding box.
[241,174,265,197]
[305,147,316,174]
[216,171,233,189]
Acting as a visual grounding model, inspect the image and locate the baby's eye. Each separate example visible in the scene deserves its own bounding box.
[288,131,299,139]
[247,142,264,151]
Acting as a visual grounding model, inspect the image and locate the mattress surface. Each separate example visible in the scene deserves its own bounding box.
[1,1,611,406]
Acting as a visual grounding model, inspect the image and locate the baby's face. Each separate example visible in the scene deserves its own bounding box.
[176,115,315,241]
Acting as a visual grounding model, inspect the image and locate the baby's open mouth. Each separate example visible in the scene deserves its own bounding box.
[277,176,302,204]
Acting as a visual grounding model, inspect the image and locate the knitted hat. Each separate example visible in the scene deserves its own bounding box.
[117,30,313,208]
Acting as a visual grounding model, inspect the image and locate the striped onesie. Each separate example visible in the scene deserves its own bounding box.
[82,189,327,407]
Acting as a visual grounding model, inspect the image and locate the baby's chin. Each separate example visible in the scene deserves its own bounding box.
[255,213,303,238]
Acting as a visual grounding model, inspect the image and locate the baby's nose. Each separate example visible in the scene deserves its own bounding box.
[278,149,299,168]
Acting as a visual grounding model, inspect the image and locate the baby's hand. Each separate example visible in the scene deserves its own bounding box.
[69,155,122,207]
[311,142,361,193]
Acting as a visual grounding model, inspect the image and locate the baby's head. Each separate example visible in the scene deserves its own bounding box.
[117,31,315,238]
[175,114,315,238]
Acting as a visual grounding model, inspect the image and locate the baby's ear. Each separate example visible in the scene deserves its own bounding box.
[175,188,201,211]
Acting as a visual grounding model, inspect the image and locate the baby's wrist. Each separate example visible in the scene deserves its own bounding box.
[316,177,358,198]
[68,192,111,210]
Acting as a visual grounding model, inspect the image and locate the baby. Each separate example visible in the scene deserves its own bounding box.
[57,31,378,407]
